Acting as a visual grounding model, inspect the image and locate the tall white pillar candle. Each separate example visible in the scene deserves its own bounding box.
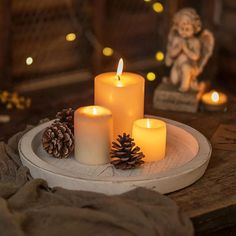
[74,105,113,165]
[94,59,145,139]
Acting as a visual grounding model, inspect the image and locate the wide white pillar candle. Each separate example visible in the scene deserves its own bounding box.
[132,118,166,162]
[74,105,113,165]
[94,59,145,139]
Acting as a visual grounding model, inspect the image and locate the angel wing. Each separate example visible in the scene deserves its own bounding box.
[165,27,179,66]
[198,29,215,73]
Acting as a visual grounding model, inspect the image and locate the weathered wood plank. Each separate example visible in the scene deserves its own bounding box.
[169,148,236,218]
[224,0,236,9]
[147,95,236,233]
[221,10,236,33]
[193,205,236,235]
[0,0,11,89]
[12,48,81,77]
[92,0,106,73]
[12,0,67,13]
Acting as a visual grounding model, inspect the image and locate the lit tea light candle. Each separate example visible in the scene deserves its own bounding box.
[211,91,219,103]
[132,118,166,162]
[201,90,228,111]
[74,105,113,165]
[95,58,145,139]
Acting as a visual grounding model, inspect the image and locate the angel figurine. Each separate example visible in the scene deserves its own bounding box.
[165,8,214,92]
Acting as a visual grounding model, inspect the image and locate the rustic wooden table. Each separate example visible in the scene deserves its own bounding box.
[1,81,235,235]
[149,108,236,235]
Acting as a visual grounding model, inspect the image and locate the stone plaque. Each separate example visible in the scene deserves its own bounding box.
[153,83,199,113]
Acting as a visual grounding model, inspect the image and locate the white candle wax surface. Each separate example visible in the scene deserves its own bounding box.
[95,72,144,139]
[74,105,113,165]
[132,118,166,162]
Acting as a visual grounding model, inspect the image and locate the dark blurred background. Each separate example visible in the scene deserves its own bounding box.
[0,0,235,92]
[0,0,236,140]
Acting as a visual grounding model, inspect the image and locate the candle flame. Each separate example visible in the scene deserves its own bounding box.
[146,119,151,128]
[116,58,123,76]
[92,107,97,115]
[211,91,219,103]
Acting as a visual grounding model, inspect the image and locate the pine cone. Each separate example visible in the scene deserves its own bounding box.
[110,133,145,170]
[56,108,74,131]
[42,122,74,158]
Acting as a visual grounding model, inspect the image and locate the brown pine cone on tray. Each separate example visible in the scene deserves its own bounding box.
[42,122,74,158]
[110,133,145,170]
[56,108,74,132]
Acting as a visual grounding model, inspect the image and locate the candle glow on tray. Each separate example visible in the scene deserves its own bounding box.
[95,58,145,139]
[132,118,166,162]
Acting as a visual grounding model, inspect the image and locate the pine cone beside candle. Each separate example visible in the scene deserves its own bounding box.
[42,122,74,158]
[56,108,74,132]
[110,133,145,170]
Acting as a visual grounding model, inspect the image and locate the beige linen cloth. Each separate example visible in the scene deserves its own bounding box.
[0,124,194,236]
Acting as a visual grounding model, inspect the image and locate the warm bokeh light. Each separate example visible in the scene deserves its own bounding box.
[155,51,164,61]
[211,91,220,103]
[116,58,124,76]
[152,2,164,13]
[26,57,33,65]
[102,47,114,56]
[66,33,76,42]
[146,72,156,81]
[144,0,151,2]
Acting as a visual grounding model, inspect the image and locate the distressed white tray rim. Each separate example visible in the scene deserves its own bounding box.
[19,116,212,195]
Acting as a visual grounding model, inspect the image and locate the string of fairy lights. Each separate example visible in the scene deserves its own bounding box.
[25,1,165,82]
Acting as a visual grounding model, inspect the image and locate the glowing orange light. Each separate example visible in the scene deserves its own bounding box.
[152,2,164,13]
[155,51,164,61]
[66,33,76,41]
[103,47,114,56]
[146,72,156,81]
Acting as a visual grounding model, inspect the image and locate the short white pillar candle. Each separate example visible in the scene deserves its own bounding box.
[74,105,113,165]
[132,118,166,162]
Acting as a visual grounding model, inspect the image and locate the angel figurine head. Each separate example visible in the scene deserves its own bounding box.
[165,8,214,92]
[173,8,202,38]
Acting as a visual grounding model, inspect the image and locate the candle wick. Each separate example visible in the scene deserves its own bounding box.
[117,75,121,81]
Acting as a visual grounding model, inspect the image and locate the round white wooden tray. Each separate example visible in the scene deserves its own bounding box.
[18,116,211,195]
